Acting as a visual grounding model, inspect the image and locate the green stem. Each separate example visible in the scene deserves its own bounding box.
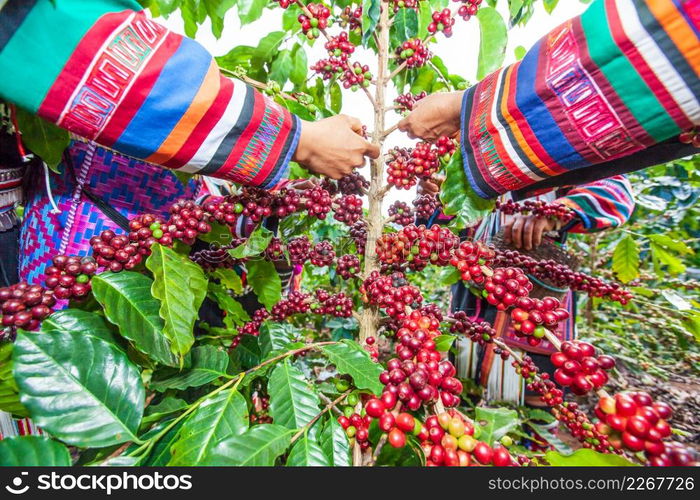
[122,341,339,462]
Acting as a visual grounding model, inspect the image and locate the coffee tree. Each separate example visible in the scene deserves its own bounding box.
[0,0,697,467]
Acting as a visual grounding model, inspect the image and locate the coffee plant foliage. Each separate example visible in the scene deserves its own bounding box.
[0,0,697,468]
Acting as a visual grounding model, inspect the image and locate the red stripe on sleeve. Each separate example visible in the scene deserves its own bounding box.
[95,32,182,146]
[37,11,131,122]
[218,92,266,181]
[161,76,234,170]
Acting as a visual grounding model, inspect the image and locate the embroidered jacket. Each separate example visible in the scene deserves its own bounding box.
[0,0,299,189]
[460,0,700,199]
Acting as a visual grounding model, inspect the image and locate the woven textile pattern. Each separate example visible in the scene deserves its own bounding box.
[461,0,700,199]
[19,141,201,284]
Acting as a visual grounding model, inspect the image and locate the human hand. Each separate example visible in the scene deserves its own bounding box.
[417,174,444,196]
[397,91,464,142]
[502,214,558,251]
[293,115,380,179]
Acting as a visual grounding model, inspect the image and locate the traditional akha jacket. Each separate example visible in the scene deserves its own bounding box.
[0,0,304,283]
[460,0,700,199]
[0,0,299,190]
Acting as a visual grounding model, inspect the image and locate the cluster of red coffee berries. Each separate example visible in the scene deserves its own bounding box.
[509,296,569,346]
[482,267,532,310]
[298,3,331,39]
[383,310,463,409]
[361,271,423,320]
[421,412,514,466]
[341,62,372,91]
[312,57,345,80]
[550,401,613,453]
[449,310,499,347]
[287,236,311,265]
[495,199,574,224]
[494,249,632,304]
[449,240,495,283]
[44,255,96,301]
[395,39,431,68]
[129,213,172,252]
[190,242,242,271]
[515,355,565,407]
[434,135,457,160]
[274,0,294,8]
[594,392,695,465]
[228,188,274,223]
[339,5,362,31]
[377,224,460,271]
[271,188,303,218]
[394,91,427,113]
[386,147,416,189]
[333,194,363,225]
[453,0,483,20]
[551,340,615,395]
[410,141,441,178]
[235,308,270,340]
[264,237,285,262]
[337,172,369,195]
[309,240,335,267]
[314,290,353,317]
[336,254,360,279]
[679,127,700,148]
[412,194,440,220]
[428,9,456,36]
[167,200,212,245]
[1,282,55,334]
[350,220,367,253]
[270,291,311,321]
[202,197,243,228]
[388,201,414,227]
[90,231,142,272]
[338,411,372,450]
[325,32,354,61]
[301,185,333,219]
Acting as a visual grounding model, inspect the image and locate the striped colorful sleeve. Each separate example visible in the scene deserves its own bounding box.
[460,0,700,199]
[0,0,299,189]
[559,175,635,232]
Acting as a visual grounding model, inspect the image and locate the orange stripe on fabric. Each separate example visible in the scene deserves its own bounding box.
[482,72,532,189]
[499,65,558,177]
[146,60,221,164]
[646,0,700,75]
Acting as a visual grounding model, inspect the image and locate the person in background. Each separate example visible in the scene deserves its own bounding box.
[400,0,700,198]
[418,174,635,407]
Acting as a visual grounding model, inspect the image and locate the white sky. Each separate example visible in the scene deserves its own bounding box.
[157,1,587,210]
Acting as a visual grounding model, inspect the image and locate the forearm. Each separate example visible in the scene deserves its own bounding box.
[0,0,298,188]
[460,0,699,199]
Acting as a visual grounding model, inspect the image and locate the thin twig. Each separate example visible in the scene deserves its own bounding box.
[291,390,351,444]
[382,122,400,139]
[243,341,337,376]
[319,393,344,416]
[362,86,377,109]
[386,61,408,83]
[378,183,393,199]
